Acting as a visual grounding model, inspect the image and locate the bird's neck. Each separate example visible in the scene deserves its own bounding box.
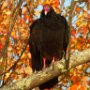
[40,10,56,19]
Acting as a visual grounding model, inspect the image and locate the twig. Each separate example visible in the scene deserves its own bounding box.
[67,0,78,69]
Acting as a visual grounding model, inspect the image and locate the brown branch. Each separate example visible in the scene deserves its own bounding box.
[0,49,90,90]
[66,0,77,71]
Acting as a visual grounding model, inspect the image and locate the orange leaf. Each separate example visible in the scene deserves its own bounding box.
[24,15,30,21]
[81,37,85,43]
[71,76,80,83]
[0,42,4,49]
[71,36,77,43]
[52,0,59,7]
[75,7,81,12]
[71,29,76,36]
[69,82,80,90]
[76,21,81,27]
[80,26,88,35]
[79,85,87,90]
[11,31,17,39]
[77,43,82,50]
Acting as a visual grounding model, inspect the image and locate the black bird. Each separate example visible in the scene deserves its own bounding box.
[29,4,69,90]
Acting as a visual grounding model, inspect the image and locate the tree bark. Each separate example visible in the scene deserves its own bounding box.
[0,49,90,90]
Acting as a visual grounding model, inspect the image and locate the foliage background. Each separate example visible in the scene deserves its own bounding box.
[0,0,90,89]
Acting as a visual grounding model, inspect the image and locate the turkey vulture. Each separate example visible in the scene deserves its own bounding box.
[29,4,69,90]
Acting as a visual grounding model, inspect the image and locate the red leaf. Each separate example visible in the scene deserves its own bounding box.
[80,26,88,35]
[0,42,4,49]
[71,29,76,36]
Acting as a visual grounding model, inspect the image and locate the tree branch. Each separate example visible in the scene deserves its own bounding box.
[0,49,90,90]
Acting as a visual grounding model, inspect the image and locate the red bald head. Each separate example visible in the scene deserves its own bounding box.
[43,4,51,15]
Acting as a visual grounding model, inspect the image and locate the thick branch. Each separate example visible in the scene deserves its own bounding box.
[0,49,90,90]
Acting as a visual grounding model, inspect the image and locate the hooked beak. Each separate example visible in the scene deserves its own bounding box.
[44,11,48,15]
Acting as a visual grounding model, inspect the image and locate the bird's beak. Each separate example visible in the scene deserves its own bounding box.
[44,11,48,15]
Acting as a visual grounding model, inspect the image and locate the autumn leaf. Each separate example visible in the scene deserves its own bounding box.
[22,7,27,14]
[69,82,80,90]
[0,42,4,50]
[71,36,77,43]
[71,75,80,83]
[11,31,17,39]
[71,29,76,36]
[51,0,60,7]
[76,20,81,27]
[75,7,81,12]
[2,1,8,9]
[80,26,88,35]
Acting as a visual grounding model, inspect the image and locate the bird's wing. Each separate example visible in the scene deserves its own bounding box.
[29,20,43,71]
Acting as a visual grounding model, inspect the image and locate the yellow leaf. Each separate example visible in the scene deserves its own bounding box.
[2,1,8,9]
[24,66,32,75]
[11,31,17,39]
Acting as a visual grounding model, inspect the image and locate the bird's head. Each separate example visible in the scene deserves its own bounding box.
[43,4,51,15]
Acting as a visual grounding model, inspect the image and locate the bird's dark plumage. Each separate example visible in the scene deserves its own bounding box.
[29,4,69,90]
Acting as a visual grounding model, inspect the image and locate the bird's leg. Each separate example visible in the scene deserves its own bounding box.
[43,57,46,69]
[51,56,56,64]
[50,57,56,70]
